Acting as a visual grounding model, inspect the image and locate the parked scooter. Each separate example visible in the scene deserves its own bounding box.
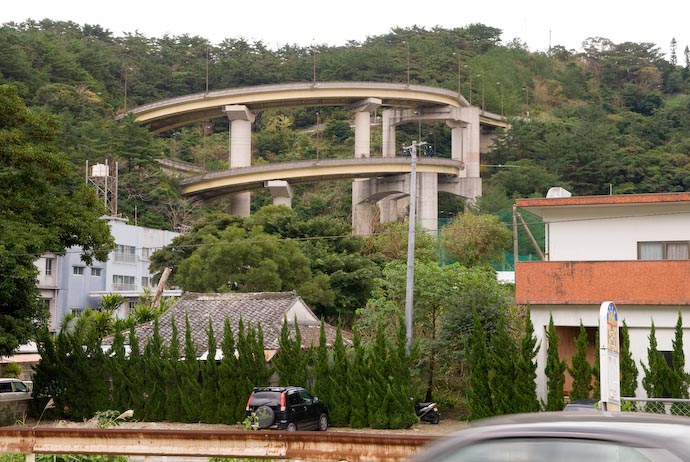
[415,401,440,424]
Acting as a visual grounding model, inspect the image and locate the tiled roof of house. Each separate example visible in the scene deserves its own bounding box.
[104,291,349,358]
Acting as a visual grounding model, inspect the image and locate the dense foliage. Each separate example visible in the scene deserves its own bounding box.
[0,85,114,357]
[3,20,690,233]
[32,314,417,429]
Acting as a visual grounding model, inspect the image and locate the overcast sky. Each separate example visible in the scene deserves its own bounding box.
[3,0,688,59]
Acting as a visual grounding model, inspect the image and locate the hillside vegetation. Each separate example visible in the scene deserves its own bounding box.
[3,20,690,230]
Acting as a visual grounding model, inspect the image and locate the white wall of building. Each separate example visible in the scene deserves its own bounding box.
[542,204,690,261]
[532,304,690,401]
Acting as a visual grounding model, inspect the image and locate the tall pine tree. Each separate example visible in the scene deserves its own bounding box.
[466,309,493,420]
[218,317,241,423]
[489,313,517,415]
[568,321,593,401]
[544,313,566,411]
[619,320,638,398]
[641,320,672,413]
[200,318,220,423]
[180,314,202,422]
[514,309,540,413]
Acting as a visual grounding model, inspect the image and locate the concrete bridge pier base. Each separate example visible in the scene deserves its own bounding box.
[225,105,255,217]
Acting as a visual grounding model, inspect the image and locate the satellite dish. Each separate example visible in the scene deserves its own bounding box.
[546,187,572,198]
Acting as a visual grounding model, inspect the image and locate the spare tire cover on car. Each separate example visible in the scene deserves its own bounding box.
[255,405,275,429]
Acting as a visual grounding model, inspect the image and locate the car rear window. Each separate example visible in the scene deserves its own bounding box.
[250,391,281,406]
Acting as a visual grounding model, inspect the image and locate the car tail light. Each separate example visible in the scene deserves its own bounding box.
[246,391,255,411]
[280,392,286,412]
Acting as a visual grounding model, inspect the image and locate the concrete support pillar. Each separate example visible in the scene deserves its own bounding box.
[416,172,438,236]
[381,110,397,158]
[459,106,481,179]
[265,180,293,207]
[225,105,255,217]
[352,99,381,235]
[354,111,372,159]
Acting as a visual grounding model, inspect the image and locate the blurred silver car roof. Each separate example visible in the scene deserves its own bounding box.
[413,412,690,461]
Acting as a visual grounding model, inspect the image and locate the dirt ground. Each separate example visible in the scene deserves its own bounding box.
[32,415,469,435]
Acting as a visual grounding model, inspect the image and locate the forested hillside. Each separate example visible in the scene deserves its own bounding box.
[2,19,690,229]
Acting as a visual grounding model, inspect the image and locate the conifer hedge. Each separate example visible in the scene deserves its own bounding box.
[32,314,417,429]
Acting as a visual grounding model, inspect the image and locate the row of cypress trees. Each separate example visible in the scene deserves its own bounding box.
[465,309,540,420]
[32,312,418,428]
[542,311,688,413]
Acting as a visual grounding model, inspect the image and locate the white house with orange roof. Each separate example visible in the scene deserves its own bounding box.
[515,190,690,402]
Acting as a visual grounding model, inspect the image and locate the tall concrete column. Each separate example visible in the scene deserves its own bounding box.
[225,105,255,217]
[416,172,438,236]
[381,110,397,158]
[352,99,381,235]
[459,106,481,179]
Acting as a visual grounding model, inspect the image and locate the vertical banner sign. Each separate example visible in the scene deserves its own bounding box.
[599,301,620,411]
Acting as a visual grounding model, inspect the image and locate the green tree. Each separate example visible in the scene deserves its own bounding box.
[620,320,638,398]
[175,224,311,292]
[641,320,672,413]
[200,318,220,423]
[273,316,308,387]
[328,324,351,426]
[0,84,114,356]
[544,313,566,411]
[568,321,593,401]
[670,311,689,397]
[514,309,540,413]
[489,313,517,415]
[180,314,202,422]
[466,309,493,420]
[142,319,166,421]
[218,317,241,423]
[439,212,512,267]
[347,327,369,428]
[163,315,183,422]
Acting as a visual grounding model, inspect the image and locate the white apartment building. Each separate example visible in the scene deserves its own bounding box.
[35,216,180,332]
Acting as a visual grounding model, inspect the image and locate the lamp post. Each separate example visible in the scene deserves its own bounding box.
[311,47,318,84]
[465,66,472,105]
[316,111,320,159]
[522,86,530,116]
[476,74,485,111]
[496,81,504,116]
[453,52,461,95]
[403,40,410,86]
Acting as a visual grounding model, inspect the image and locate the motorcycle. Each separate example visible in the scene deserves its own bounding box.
[415,401,440,424]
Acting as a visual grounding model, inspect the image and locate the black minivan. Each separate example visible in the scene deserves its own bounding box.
[245,386,328,431]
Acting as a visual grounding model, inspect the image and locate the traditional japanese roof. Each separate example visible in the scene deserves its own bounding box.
[103,291,349,359]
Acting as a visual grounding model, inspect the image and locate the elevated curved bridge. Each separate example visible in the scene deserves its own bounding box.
[124,81,508,133]
[181,157,464,200]
[127,82,506,234]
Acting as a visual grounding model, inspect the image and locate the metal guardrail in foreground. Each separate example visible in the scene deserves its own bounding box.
[0,427,436,462]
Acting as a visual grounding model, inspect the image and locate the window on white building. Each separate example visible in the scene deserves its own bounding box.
[91,267,102,277]
[141,247,152,259]
[639,241,689,260]
[142,276,151,288]
[112,274,136,291]
[73,266,85,276]
[114,244,137,264]
[45,258,53,276]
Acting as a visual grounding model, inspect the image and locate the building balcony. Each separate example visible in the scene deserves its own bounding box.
[516,260,690,306]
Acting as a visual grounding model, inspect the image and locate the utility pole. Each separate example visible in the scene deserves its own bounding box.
[404,140,418,353]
